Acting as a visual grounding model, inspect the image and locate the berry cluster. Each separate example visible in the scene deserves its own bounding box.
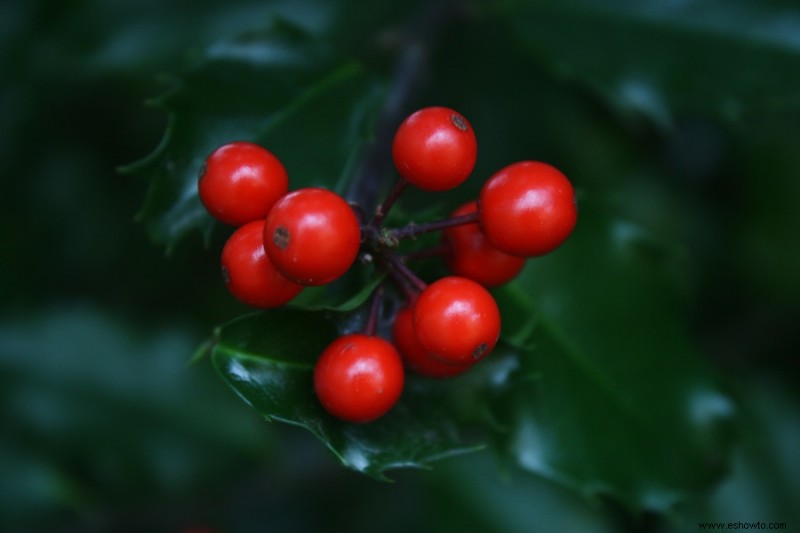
[198,106,577,424]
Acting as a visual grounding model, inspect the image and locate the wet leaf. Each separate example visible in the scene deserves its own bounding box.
[210,308,492,479]
[508,1,800,125]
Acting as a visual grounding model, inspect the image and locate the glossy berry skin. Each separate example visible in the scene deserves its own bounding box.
[314,334,405,423]
[413,276,501,366]
[263,187,361,286]
[199,141,288,226]
[392,106,477,191]
[221,220,303,307]
[393,306,471,379]
[443,201,526,287]
[479,161,577,257]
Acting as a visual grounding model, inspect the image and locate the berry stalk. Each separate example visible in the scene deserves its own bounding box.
[387,211,478,241]
[363,284,386,336]
[384,252,428,293]
[343,0,461,209]
[370,178,409,229]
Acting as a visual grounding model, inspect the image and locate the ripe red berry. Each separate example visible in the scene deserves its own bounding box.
[392,106,477,191]
[263,188,361,286]
[478,161,577,257]
[412,276,501,366]
[393,306,471,379]
[443,201,526,287]
[314,334,405,423]
[198,141,288,226]
[220,220,303,307]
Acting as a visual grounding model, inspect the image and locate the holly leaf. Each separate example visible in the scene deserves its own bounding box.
[209,308,495,479]
[0,307,268,526]
[494,198,736,513]
[125,20,385,250]
[507,1,800,125]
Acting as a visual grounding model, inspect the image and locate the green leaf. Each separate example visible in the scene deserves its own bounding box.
[287,269,387,312]
[0,307,268,526]
[731,115,800,301]
[210,308,493,479]
[661,375,800,530]
[507,1,800,125]
[496,198,736,513]
[127,20,385,249]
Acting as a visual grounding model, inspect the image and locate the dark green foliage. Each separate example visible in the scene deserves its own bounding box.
[2,0,799,531]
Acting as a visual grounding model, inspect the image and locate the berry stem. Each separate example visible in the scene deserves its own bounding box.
[388,269,421,304]
[388,211,478,241]
[363,284,385,337]
[384,252,428,293]
[370,178,409,229]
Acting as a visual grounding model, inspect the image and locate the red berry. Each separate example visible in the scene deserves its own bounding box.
[199,141,288,226]
[263,188,361,286]
[393,306,471,379]
[412,276,501,366]
[314,334,405,423]
[221,220,303,307]
[392,106,477,191]
[479,161,577,257]
[443,201,526,287]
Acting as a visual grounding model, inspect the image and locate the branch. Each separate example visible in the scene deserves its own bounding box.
[344,0,461,209]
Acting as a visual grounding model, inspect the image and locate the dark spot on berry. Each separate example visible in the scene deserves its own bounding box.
[273,227,290,250]
[221,265,230,285]
[472,342,488,360]
[451,114,468,132]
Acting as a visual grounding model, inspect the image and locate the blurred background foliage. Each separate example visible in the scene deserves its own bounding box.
[1,0,798,531]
